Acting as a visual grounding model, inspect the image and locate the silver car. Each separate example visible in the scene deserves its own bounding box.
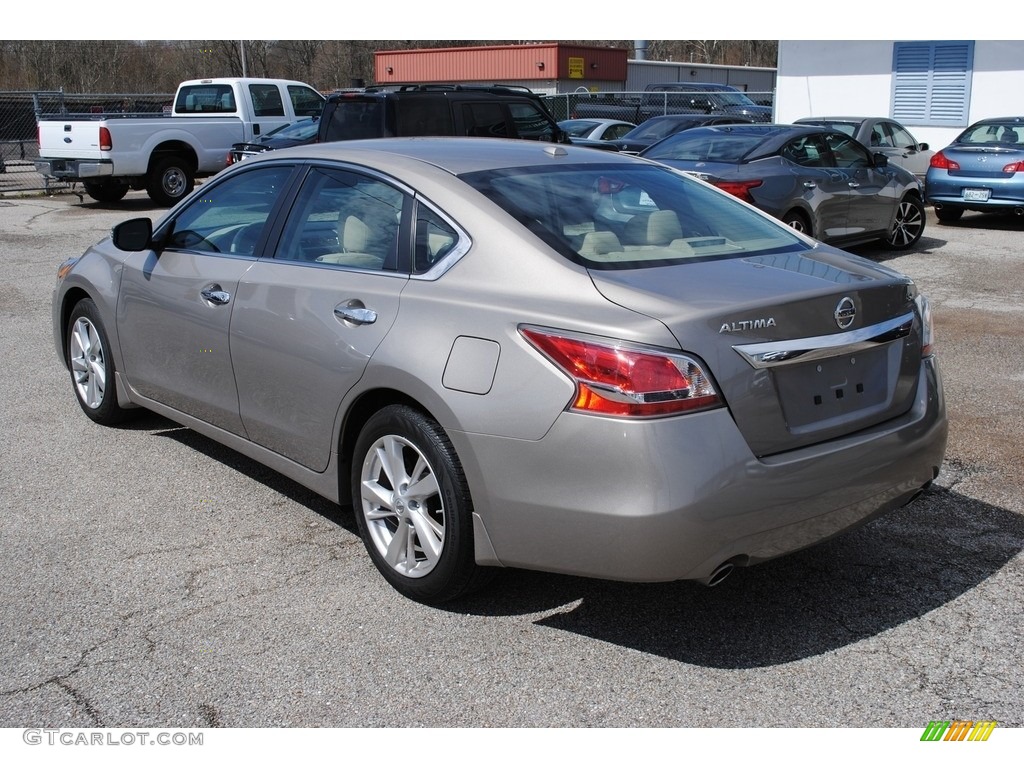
[54,138,947,603]
[795,116,934,183]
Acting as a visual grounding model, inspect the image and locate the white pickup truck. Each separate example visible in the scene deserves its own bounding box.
[35,78,324,205]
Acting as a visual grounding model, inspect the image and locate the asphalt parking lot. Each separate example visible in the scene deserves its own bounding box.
[1,189,1022,730]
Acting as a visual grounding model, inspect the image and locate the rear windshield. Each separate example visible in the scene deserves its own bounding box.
[176,84,236,114]
[626,118,703,141]
[644,131,765,162]
[957,122,1024,146]
[460,163,805,270]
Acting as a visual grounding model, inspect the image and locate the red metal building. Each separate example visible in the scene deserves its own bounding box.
[374,43,629,94]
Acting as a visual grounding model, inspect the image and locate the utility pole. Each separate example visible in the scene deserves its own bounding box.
[240,40,248,77]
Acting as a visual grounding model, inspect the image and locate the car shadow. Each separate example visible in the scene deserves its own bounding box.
[849,233,947,263]
[81,197,167,213]
[147,419,357,535]
[934,210,1024,231]
[139,419,1023,669]
[449,484,1023,669]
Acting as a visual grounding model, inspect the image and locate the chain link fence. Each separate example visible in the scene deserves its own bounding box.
[0,90,171,194]
[542,90,775,124]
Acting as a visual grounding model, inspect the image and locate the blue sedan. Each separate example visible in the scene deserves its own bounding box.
[926,116,1024,222]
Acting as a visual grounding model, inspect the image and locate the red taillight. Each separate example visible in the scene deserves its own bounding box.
[929,151,959,170]
[713,179,763,203]
[99,126,112,152]
[225,151,235,166]
[1003,160,1024,173]
[520,327,722,418]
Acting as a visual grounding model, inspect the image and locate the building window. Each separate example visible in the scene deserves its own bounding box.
[891,41,974,127]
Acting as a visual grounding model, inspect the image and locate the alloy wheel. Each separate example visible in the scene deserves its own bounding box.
[359,434,445,578]
[70,317,106,409]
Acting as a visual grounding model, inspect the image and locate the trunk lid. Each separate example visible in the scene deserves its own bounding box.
[588,246,923,456]
[943,143,1024,177]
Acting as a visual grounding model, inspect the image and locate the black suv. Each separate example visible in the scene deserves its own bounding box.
[317,84,569,144]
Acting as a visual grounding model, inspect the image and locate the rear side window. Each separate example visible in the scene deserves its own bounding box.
[462,103,509,138]
[249,84,285,117]
[395,98,455,136]
[274,167,405,271]
[176,84,236,114]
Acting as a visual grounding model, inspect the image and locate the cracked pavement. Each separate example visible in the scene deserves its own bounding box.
[1,191,1021,728]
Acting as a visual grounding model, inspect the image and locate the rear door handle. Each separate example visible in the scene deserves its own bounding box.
[201,285,231,305]
[803,182,817,189]
[848,182,861,188]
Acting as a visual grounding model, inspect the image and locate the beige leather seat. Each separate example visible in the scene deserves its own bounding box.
[623,210,684,247]
[578,231,623,258]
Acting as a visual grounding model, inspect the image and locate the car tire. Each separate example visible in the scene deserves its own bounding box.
[146,155,194,206]
[83,179,130,203]
[935,205,964,223]
[783,209,813,238]
[352,404,489,603]
[883,196,926,250]
[66,298,133,425]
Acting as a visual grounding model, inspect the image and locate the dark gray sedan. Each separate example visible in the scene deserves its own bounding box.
[641,123,927,250]
[53,138,946,603]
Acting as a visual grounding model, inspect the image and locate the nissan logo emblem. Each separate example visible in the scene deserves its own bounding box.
[835,297,856,330]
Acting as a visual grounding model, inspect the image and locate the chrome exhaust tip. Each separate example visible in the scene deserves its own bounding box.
[699,562,735,587]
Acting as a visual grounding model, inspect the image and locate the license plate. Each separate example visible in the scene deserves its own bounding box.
[963,188,991,201]
[775,346,889,430]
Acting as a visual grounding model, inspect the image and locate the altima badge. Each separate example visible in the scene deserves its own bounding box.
[835,296,856,329]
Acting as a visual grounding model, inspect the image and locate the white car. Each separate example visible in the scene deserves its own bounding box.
[558,118,636,141]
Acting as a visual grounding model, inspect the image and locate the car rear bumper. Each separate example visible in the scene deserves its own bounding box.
[35,159,114,180]
[456,356,946,583]
[926,171,1024,211]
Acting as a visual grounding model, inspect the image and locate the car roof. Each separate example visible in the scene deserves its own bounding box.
[247,136,644,176]
[969,116,1024,125]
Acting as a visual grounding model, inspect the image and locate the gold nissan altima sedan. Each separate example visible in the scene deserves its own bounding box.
[53,138,947,603]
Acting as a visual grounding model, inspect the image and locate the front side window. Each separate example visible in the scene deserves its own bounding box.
[275,167,406,270]
[461,163,804,270]
[824,133,872,168]
[885,122,917,150]
[509,102,557,141]
[288,85,326,117]
[165,166,293,255]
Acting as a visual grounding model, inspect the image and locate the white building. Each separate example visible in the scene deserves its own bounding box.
[776,40,1024,149]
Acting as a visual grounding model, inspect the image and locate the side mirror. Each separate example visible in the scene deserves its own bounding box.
[111,218,153,252]
[918,142,929,151]
[872,152,889,167]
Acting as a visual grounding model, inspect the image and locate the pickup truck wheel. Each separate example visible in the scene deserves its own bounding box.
[147,156,194,206]
[83,179,129,203]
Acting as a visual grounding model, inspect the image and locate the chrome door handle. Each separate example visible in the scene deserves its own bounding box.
[201,286,231,305]
[334,306,378,325]
[848,182,861,188]
[803,182,817,189]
